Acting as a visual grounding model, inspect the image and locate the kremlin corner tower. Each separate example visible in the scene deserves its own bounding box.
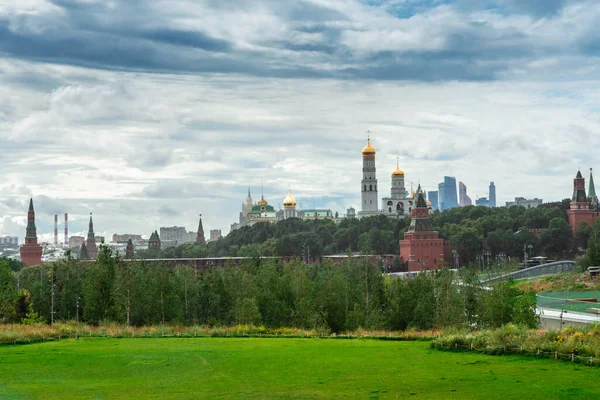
[20,198,43,266]
[86,213,98,259]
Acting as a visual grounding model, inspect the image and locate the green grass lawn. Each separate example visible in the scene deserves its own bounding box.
[0,338,596,399]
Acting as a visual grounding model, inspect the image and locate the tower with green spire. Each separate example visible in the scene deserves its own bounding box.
[589,168,598,211]
[20,198,43,266]
[79,241,90,259]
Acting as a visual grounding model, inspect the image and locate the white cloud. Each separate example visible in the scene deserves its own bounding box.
[1,0,600,240]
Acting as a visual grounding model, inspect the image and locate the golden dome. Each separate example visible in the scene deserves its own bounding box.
[283,190,297,208]
[362,137,376,156]
[392,159,404,177]
[426,199,432,206]
[257,196,268,206]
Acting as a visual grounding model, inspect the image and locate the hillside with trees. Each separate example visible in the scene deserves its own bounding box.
[137,200,578,266]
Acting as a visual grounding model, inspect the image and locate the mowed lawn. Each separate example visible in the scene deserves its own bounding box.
[0,338,597,399]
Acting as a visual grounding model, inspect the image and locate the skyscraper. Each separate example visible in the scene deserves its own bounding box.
[459,181,472,207]
[489,182,496,208]
[438,177,458,211]
[428,191,439,211]
[438,182,446,211]
[358,136,380,217]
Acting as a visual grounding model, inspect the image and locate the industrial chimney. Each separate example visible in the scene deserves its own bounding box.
[54,214,58,245]
[64,213,68,246]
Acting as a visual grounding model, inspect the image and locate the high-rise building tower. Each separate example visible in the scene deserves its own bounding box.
[567,169,597,233]
[358,136,380,218]
[20,198,43,266]
[428,191,439,211]
[459,182,472,207]
[196,214,206,244]
[239,188,254,226]
[489,182,496,208]
[438,177,458,211]
[283,189,297,219]
[86,213,98,259]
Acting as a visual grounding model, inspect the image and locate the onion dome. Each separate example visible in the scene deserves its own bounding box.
[362,138,376,156]
[426,199,432,206]
[392,159,404,177]
[257,196,268,206]
[283,190,297,208]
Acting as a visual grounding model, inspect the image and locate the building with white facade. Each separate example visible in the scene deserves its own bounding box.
[506,197,543,208]
[159,226,196,247]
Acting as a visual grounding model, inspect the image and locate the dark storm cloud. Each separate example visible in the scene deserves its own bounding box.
[1,0,596,82]
[502,0,569,17]
[138,29,232,52]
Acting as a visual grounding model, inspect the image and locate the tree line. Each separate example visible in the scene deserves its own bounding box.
[1,246,536,331]
[135,200,578,266]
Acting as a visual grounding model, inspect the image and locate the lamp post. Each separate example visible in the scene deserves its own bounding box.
[528,244,533,261]
[76,295,80,324]
[452,250,459,269]
[50,274,55,325]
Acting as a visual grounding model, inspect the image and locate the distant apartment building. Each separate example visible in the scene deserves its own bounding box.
[0,236,18,248]
[458,182,472,207]
[112,234,143,243]
[506,197,543,208]
[428,191,439,211]
[159,226,197,247]
[489,182,497,208]
[69,236,85,249]
[209,230,222,242]
[438,176,458,211]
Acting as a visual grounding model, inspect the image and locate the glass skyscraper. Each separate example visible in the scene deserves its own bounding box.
[489,182,496,208]
[428,191,439,211]
[438,176,458,211]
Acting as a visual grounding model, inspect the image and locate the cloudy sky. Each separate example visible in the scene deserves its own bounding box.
[1,0,600,242]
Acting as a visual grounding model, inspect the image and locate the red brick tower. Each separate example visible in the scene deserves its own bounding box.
[125,239,135,259]
[148,230,161,250]
[567,170,597,233]
[86,213,98,259]
[399,186,445,272]
[20,198,43,266]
